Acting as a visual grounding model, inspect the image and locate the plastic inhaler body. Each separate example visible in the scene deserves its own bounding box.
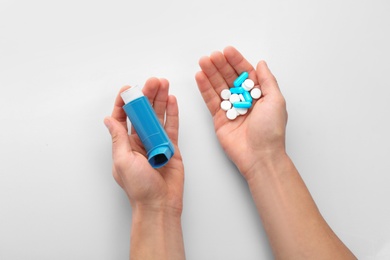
[120,86,175,168]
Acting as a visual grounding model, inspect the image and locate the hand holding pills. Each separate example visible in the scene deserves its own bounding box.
[195,47,355,258]
[195,46,288,180]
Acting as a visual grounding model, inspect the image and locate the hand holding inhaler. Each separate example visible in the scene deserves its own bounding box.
[104,77,184,213]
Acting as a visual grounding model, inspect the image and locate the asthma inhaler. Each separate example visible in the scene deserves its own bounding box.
[120,86,175,168]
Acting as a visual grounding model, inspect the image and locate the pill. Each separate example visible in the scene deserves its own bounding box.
[233,72,249,88]
[233,101,252,109]
[235,108,248,115]
[250,88,262,99]
[242,79,255,91]
[242,91,252,103]
[221,89,231,100]
[229,93,240,103]
[239,94,245,102]
[220,100,232,111]
[226,108,238,120]
[230,87,244,94]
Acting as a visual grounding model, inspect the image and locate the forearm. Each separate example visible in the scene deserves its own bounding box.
[130,206,185,260]
[245,152,355,259]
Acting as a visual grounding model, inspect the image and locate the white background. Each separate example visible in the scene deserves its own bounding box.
[1,0,390,259]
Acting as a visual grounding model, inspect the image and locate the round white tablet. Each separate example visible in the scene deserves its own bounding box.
[250,88,262,99]
[229,93,240,103]
[220,100,232,111]
[242,79,255,91]
[226,108,238,120]
[235,108,248,115]
[220,89,231,100]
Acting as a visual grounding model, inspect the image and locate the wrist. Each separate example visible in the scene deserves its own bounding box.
[132,202,182,221]
[130,203,184,260]
[240,149,289,183]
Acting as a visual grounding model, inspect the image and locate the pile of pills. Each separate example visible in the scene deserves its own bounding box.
[220,72,262,120]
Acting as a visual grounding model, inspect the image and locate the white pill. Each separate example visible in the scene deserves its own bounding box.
[226,108,238,120]
[220,100,232,111]
[220,89,231,100]
[250,88,262,99]
[229,93,240,103]
[235,108,248,115]
[239,94,245,101]
[242,79,255,91]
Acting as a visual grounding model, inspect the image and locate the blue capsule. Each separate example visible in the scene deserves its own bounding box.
[242,90,252,103]
[233,101,252,109]
[230,87,244,94]
[233,72,249,88]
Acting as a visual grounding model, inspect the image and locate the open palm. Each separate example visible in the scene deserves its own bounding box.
[195,46,288,179]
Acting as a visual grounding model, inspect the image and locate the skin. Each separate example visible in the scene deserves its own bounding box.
[104,46,357,260]
[104,78,185,260]
[195,46,356,259]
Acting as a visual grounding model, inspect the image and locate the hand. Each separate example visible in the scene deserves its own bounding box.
[104,77,184,215]
[195,46,288,180]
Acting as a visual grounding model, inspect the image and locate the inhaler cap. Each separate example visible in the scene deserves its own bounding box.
[120,86,144,104]
[148,145,174,168]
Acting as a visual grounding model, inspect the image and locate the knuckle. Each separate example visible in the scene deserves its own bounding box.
[111,132,122,145]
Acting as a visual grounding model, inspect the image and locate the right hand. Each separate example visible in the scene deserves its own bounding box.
[104,78,184,215]
[195,46,288,181]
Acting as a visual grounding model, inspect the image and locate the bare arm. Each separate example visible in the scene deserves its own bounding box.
[247,152,354,259]
[104,78,185,260]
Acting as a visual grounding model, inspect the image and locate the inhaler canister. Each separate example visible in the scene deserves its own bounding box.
[120,86,175,168]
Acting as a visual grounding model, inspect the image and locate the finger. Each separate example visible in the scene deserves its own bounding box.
[142,77,160,106]
[152,78,169,125]
[199,56,229,95]
[223,46,258,85]
[164,95,179,145]
[256,60,281,96]
[104,116,133,160]
[210,51,238,87]
[195,70,220,117]
[112,85,131,130]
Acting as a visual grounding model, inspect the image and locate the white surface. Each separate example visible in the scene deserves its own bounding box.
[1,0,390,259]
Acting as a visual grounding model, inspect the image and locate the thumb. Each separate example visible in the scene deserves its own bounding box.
[256,60,281,96]
[104,116,132,158]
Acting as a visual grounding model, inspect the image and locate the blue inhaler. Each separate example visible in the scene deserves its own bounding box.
[121,86,175,168]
